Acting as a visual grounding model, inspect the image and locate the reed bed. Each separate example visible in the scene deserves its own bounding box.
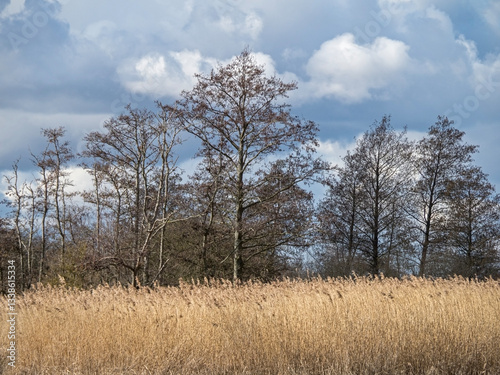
[1,276,499,374]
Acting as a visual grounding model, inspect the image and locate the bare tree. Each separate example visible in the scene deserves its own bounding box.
[412,116,477,276]
[347,116,413,275]
[445,166,500,277]
[82,104,184,287]
[41,127,74,263]
[31,147,51,282]
[25,127,74,281]
[317,153,366,276]
[178,49,326,281]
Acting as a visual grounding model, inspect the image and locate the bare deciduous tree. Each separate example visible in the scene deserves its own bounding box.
[317,153,365,276]
[345,116,413,275]
[446,166,500,277]
[178,49,326,281]
[82,104,184,287]
[412,116,477,276]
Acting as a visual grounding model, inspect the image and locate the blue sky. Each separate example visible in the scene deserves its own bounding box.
[1,0,499,196]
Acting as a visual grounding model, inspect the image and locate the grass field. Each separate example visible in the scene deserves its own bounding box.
[1,276,499,374]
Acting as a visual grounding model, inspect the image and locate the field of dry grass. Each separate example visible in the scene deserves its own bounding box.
[1,276,499,374]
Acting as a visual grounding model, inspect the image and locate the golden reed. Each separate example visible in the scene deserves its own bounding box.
[1,276,499,374]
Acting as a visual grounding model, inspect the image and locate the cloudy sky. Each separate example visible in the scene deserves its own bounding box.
[1,0,500,198]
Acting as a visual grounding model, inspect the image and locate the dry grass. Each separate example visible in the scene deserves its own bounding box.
[1,276,499,374]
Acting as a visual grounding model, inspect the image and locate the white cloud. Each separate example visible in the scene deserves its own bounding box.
[317,139,357,167]
[456,35,478,63]
[455,35,500,95]
[246,52,300,94]
[0,0,25,18]
[136,54,166,81]
[117,50,218,97]
[171,50,216,82]
[303,33,412,103]
[117,50,299,99]
[251,52,277,75]
[0,165,94,211]
[65,166,95,196]
[404,130,428,147]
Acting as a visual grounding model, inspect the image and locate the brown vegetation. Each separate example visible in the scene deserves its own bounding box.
[1,276,499,374]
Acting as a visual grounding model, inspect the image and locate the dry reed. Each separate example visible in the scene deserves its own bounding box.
[1,276,499,374]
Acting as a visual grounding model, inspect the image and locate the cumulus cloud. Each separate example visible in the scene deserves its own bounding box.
[117,49,299,99]
[117,50,218,97]
[303,33,412,103]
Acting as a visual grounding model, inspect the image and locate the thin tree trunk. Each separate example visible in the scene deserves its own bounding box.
[233,145,245,283]
[419,186,436,277]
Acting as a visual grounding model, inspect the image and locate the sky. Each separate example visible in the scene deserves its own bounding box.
[1,0,500,201]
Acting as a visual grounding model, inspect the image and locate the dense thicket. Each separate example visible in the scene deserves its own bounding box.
[1,51,499,289]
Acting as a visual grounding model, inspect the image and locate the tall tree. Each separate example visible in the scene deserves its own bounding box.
[446,166,500,277]
[41,127,74,263]
[412,116,477,276]
[178,49,326,281]
[349,116,413,275]
[317,153,365,276]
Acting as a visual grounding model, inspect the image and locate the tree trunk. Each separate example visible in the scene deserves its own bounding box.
[419,191,435,277]
[233,143,245,283]
[419,222,431,277]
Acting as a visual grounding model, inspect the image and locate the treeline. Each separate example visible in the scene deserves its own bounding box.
[1,50,499,289]
[316,116,500,278]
